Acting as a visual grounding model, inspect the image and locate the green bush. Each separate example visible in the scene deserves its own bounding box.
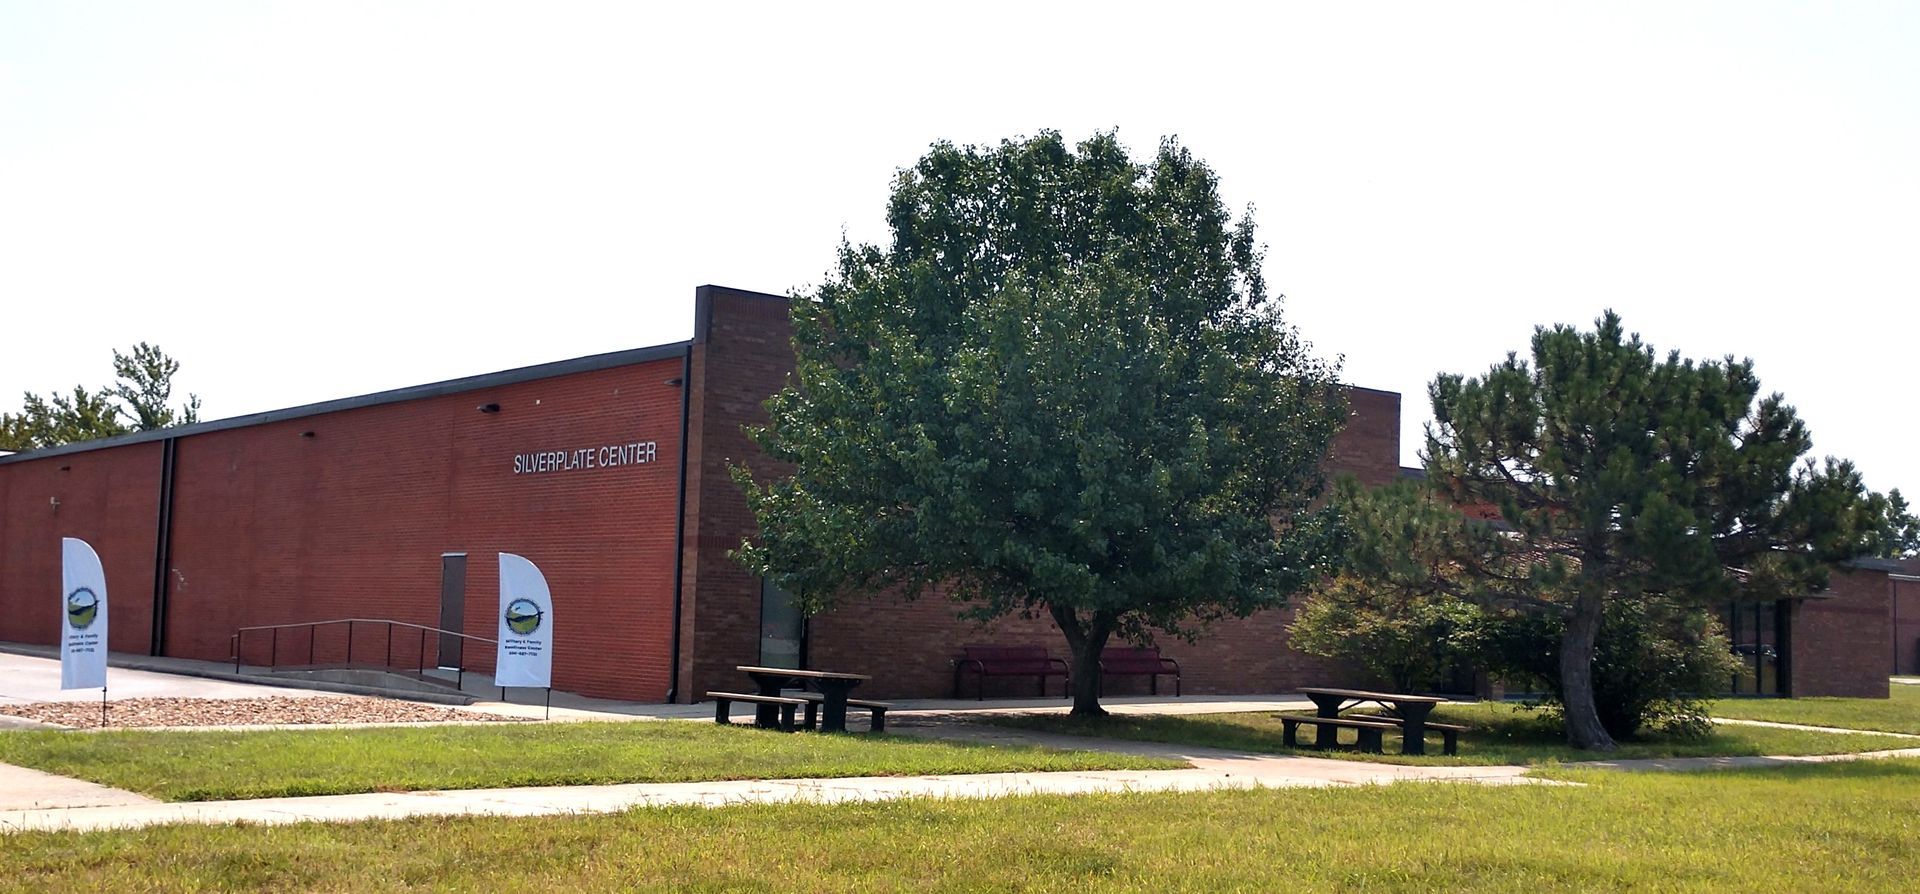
[1289,585,1480,693]
[1473,600,1740,739]
[1294,582,1740,739]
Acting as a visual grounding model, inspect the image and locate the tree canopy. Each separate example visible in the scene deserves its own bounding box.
[737,131,1346,716]
[1326,312,1889,749]
[1867,489,1919,558]
[0,343,201,452]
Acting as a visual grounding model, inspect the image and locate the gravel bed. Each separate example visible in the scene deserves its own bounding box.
[0,696,516,729]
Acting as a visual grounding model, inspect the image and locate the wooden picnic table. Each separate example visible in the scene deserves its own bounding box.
[1297,687,1446,756]
[737,666,871,733]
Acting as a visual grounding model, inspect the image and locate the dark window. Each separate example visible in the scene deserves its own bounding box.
[1722,600,1786,696]
[759,579,805,669]
[439,553,467,669]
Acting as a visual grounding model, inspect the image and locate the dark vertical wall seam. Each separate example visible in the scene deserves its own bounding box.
[149,437,178,656]
[666,344,693,703]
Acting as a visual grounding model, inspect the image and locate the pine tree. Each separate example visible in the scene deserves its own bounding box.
[1419,312,1886,749]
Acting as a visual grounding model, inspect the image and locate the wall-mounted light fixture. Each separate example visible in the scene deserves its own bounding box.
[49,496,60,508]
[300,430,316,439]
[59,464,71,472]
[478,403,501,414]
[665,377,684,387]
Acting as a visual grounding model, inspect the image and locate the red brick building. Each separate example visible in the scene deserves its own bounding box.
[0,285,1899,701]
[1854,558,1920,680]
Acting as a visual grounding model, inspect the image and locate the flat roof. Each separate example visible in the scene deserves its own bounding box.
[1850,556,1920,576]
[0,340,691,467]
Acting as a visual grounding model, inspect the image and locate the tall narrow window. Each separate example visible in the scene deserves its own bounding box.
[759,579,805,669]
[1721,600,1786,696]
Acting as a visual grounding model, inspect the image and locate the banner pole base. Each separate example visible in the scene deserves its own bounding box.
[545,687,551,721]
[100,687,107,729]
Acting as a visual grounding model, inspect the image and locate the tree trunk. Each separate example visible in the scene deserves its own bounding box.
[1049,604,1114,718]
[1559,591,1616,751]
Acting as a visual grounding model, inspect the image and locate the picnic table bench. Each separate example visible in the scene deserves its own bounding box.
[1277,714,1467,755]
[951,644,1071,699]
[727,666,875,733]
[1292,686,1458,756]
[791,692,895,732]
[1098,646,1181,696]
[707,691,806,732]
[1277,714,1400,752]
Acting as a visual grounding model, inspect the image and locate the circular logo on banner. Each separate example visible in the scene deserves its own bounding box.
[504,598,543,636]
[67,587,100,630]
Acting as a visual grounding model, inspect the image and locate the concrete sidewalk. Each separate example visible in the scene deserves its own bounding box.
[0,762,157,811]
[1711,717,1920,738]
[7,707,1920,833]
[0,745,1544,834]
[0,651,349,706]
[9,737,1919,834]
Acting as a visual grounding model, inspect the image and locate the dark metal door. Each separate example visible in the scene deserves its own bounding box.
[439,553,467,668]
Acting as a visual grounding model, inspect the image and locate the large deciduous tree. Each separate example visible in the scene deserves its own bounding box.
[0,342,201,452]
[737,131,1346,716]
[1360,312,1885,750]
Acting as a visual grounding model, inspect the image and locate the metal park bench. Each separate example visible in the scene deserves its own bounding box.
[1097,646,1181,696]
[951,644,1071,699]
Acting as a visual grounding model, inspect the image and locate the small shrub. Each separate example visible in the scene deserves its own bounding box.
[1474,599,1739,739]
[1290,584,1480,692]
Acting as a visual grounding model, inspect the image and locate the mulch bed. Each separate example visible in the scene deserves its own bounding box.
[0,696,517,729]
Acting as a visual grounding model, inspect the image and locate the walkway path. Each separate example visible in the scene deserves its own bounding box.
[0,762,157,812]
[1712,717,1920,738]
[10,716,1920,834]
[3,649,1916,834]
[0,746,1544,834]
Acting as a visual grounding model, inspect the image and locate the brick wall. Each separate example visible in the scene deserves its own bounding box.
[0,443,162,656]
[0,285,1408,703]
[688,286,1391,699]
[805,387,1393,698]
[1,357,685,702]
[1331,387,1402,489]
[681,286,801,701]
[1896,577,1920,676]
[1791,569,1892,698]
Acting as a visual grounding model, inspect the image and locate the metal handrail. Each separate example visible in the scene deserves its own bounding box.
[231,617,499,692]
[233,617,497,644]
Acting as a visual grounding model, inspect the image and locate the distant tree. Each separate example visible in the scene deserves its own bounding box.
[1867,489,1919,558]
[737,131,1347,717]
[1341,312,1887,751]
[0,387,129,451]
[0,343,200,452]
[110,342,201,430]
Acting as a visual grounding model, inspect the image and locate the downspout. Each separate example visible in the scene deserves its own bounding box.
[149,437,178,656]
[665,344,693,703]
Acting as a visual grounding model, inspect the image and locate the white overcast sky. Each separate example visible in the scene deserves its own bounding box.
[3,2,1915,497]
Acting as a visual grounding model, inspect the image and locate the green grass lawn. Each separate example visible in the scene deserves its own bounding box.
[986,701,1920,765]
[1710,684,1920,734]
[3,759,1917,892]
[0,721,1179,802]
